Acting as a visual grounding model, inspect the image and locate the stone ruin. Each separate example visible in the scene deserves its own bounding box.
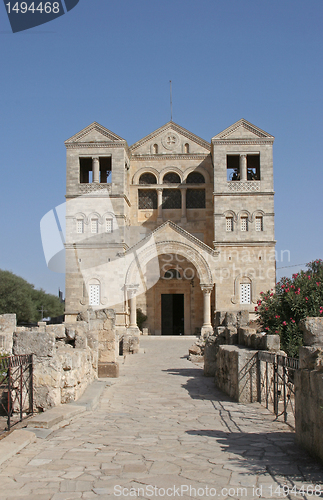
[0,309,127,411]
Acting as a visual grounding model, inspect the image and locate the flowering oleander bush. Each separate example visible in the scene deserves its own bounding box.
[256,260,323,357]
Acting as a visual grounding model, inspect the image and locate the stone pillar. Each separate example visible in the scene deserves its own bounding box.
[129,289,137,328]
[200,284,214,339]
[125,285,140,340]
[240,154,247,181]
[92,156,100,183]
[157,188,163,223]
[181,188,187,222]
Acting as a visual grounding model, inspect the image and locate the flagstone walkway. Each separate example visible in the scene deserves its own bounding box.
[0,336,323,500]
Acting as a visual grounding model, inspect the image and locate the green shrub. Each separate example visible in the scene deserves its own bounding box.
[256,260,323,357]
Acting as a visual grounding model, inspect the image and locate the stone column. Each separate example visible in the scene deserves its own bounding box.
[125,284,140,351]
[181,188,187,222]
[200,284,214,339]
[92,156,100,183]
[128,288,137,328]
[240,154,247,181]
[157,188,163,223]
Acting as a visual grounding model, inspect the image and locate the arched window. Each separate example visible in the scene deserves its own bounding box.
[186,172,205,184]
[153,144,158,154]
[139,173,157,185]
[163,172,181,184]
[184,143,189,154]
[163,269,181,280]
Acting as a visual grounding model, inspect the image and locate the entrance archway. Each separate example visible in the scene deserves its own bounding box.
[125,240,214,336]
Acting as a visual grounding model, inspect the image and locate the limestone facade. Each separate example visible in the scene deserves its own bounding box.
[64,119,276,336]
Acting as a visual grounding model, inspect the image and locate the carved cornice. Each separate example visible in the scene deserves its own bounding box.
[66,142,127,149]
[213,191,275,197]
[213,241,276,247]
[131,154,209,161]
[212,140,274,145]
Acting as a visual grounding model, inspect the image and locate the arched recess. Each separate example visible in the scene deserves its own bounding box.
[251,209,265,222]
[132,167,159,185]
[223,210,237,222]
[184,166,210,184]
[125,241,213,288]
[158,166,183,184]
[237,209,251,221]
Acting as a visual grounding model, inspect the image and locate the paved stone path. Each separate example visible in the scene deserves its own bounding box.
[1,336,323,500]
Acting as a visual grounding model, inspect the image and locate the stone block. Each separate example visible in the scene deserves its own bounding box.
[225,312,237,327]
[13,330,56,357]
[98,362,119,378]
[189,344,202,355]
[225,327,238,345]
[236,310,249,327]
[214,311,226,327]
[299,346,323,370]
[46,324,66,340]
[299,317,323,346]
[203,336,218,377]
[262,334,280,351]
[215,345,258,403]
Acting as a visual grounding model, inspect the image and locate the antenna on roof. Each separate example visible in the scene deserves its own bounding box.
[170,80,173,122]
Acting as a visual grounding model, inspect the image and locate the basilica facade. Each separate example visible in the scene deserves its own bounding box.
[64,119,275,337]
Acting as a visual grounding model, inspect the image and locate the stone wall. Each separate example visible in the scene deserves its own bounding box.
[9,308,118,411]
[295,317,323,462]
[13,321,98,411]
[0,314,16,354]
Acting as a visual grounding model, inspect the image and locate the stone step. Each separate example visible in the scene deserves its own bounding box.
[26,404,86,429]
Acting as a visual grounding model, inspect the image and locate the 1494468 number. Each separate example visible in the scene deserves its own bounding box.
[6,2,60,13]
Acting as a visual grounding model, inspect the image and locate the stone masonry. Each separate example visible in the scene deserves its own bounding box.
[0,337,322,499]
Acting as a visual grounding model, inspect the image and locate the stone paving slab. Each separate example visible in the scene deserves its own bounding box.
[0,337,323,500]
[0,429,36,466]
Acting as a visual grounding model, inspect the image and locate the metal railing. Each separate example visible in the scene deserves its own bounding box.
[0,355,33,431]
[257,351,299,427]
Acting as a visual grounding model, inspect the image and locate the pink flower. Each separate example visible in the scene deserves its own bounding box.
[290,318,295,323]
[317,282,321,286]
[270,293,273,296]
[255,307,258,311]
[265,327,269,331]
[283,321,287,326]
[265,307,268,311]
[305,297,308,301]
[275,315,280,319]
[275,330,279,334]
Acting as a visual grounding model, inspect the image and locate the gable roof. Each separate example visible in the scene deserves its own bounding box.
[130,121,210,153]
[125,220,219,258]
[65,122,126,145]
[212,118,274,142]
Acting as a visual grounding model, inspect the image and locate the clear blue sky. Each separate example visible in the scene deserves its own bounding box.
[1,0,322,295]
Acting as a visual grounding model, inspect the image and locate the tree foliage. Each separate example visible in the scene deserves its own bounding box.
[256,260,323,357]
[0,270,64,324]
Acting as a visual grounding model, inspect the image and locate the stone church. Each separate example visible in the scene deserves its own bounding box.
[64,119,275,338]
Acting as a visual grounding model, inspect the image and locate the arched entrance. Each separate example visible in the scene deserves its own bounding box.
[125,239,214,336]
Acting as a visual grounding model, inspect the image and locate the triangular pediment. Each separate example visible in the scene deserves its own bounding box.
[126,220,218,258]
[65,122,126,144]
[130,122,210,155]
[212,119,274,141]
